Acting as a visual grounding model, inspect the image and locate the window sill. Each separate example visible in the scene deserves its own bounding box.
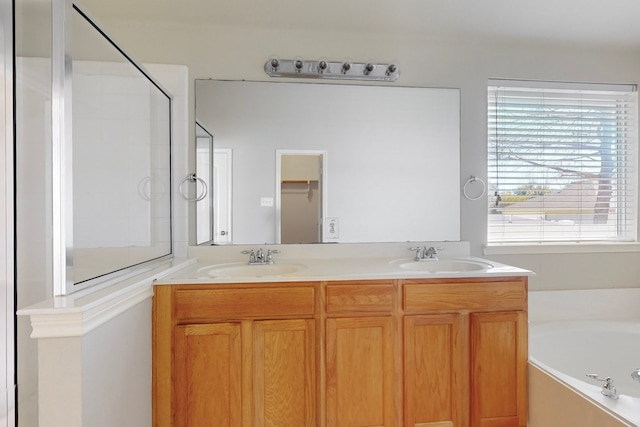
[483,242,640,256]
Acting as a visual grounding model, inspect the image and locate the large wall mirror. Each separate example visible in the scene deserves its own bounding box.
[195,80,460,245]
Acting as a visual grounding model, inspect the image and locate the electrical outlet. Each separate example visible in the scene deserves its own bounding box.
[260,197,274,207]
[326,217,339,239]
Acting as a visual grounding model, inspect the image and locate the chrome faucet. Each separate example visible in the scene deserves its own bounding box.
[425,246,438,259]
[632,368,640,382]
[256,248,264,263]
[586,374,619,399]
[241,249,257,264]
[265,249,279,264]
[408,246,440,261]
[241,248,280,265]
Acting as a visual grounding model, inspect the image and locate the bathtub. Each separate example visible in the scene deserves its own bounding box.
[529,319,640,426]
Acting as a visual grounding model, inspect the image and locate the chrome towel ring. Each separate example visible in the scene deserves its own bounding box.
[179,173,208,202]
[463,176,486,201]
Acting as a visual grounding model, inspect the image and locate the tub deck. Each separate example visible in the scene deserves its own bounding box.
[528,289,640,427]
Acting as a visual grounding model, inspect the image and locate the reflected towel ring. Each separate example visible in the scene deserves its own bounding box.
[138,176,152,201]
[138,176,167,201]
[463,176,486,201]
[179,173,208,202]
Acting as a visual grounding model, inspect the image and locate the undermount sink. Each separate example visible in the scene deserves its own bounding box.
[394,259,493,273]
[200,262,304,278]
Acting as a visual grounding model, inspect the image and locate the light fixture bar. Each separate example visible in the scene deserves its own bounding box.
[264,58,400,82]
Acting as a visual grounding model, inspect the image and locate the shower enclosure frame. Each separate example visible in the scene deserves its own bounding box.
[51,0,174,295]
[0,0,16,423]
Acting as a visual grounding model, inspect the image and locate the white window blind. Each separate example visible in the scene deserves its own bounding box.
[487,80,638,243]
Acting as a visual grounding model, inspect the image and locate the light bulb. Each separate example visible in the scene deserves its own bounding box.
[317,57,329,73]
[364,63,375,75]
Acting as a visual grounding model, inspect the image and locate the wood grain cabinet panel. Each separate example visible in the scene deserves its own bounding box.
[326,316,394,427]
[173,323,242,427]
[404,314,465,427]
[174,286,315,322]
[326,282,394,314]
[404,280,526,313]
[253,319,316,427]
[471,311,527,427]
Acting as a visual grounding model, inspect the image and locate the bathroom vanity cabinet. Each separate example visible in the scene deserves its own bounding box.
[325,281,397,426]
[154,283,317,427]
[402,279,527,427]
[153,276,527,427]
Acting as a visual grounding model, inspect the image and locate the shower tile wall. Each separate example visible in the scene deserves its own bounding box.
[73,60,162,249]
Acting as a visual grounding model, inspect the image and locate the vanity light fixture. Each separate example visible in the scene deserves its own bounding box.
[264,57,400,82]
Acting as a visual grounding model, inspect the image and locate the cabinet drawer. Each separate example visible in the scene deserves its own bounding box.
[326,282,394,313]
[174,286,315,322]
[404,279,526,312]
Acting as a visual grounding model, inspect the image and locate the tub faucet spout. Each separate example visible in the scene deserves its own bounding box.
[632,368,640,382]
[586,373,619,399]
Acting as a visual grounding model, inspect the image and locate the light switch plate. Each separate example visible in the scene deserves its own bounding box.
[260,197,274,207]
[326,217,339,239]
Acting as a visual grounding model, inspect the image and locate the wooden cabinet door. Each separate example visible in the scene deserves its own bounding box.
[404,314,465,427]
[326,316,394,427]
[174,323,242,427]
[470,311,527,427]
[253,319,316,427]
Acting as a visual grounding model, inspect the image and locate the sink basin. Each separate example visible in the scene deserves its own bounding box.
[200,262,304,278]
[395,259,492,273]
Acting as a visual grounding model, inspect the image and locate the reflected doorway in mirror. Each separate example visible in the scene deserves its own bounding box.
[196,121,233,245]
[195,121,214,244]
[213,148,233,244]
[276,150,328,244]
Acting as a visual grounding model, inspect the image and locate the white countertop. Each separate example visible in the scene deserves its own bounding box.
[157,248,532,285]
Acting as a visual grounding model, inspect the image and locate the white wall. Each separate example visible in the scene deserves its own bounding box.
[35,300,151,427]
[81,299,152,427]
[83,20,640,291]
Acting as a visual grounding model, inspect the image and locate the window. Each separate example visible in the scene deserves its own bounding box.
[487,80,638,244]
